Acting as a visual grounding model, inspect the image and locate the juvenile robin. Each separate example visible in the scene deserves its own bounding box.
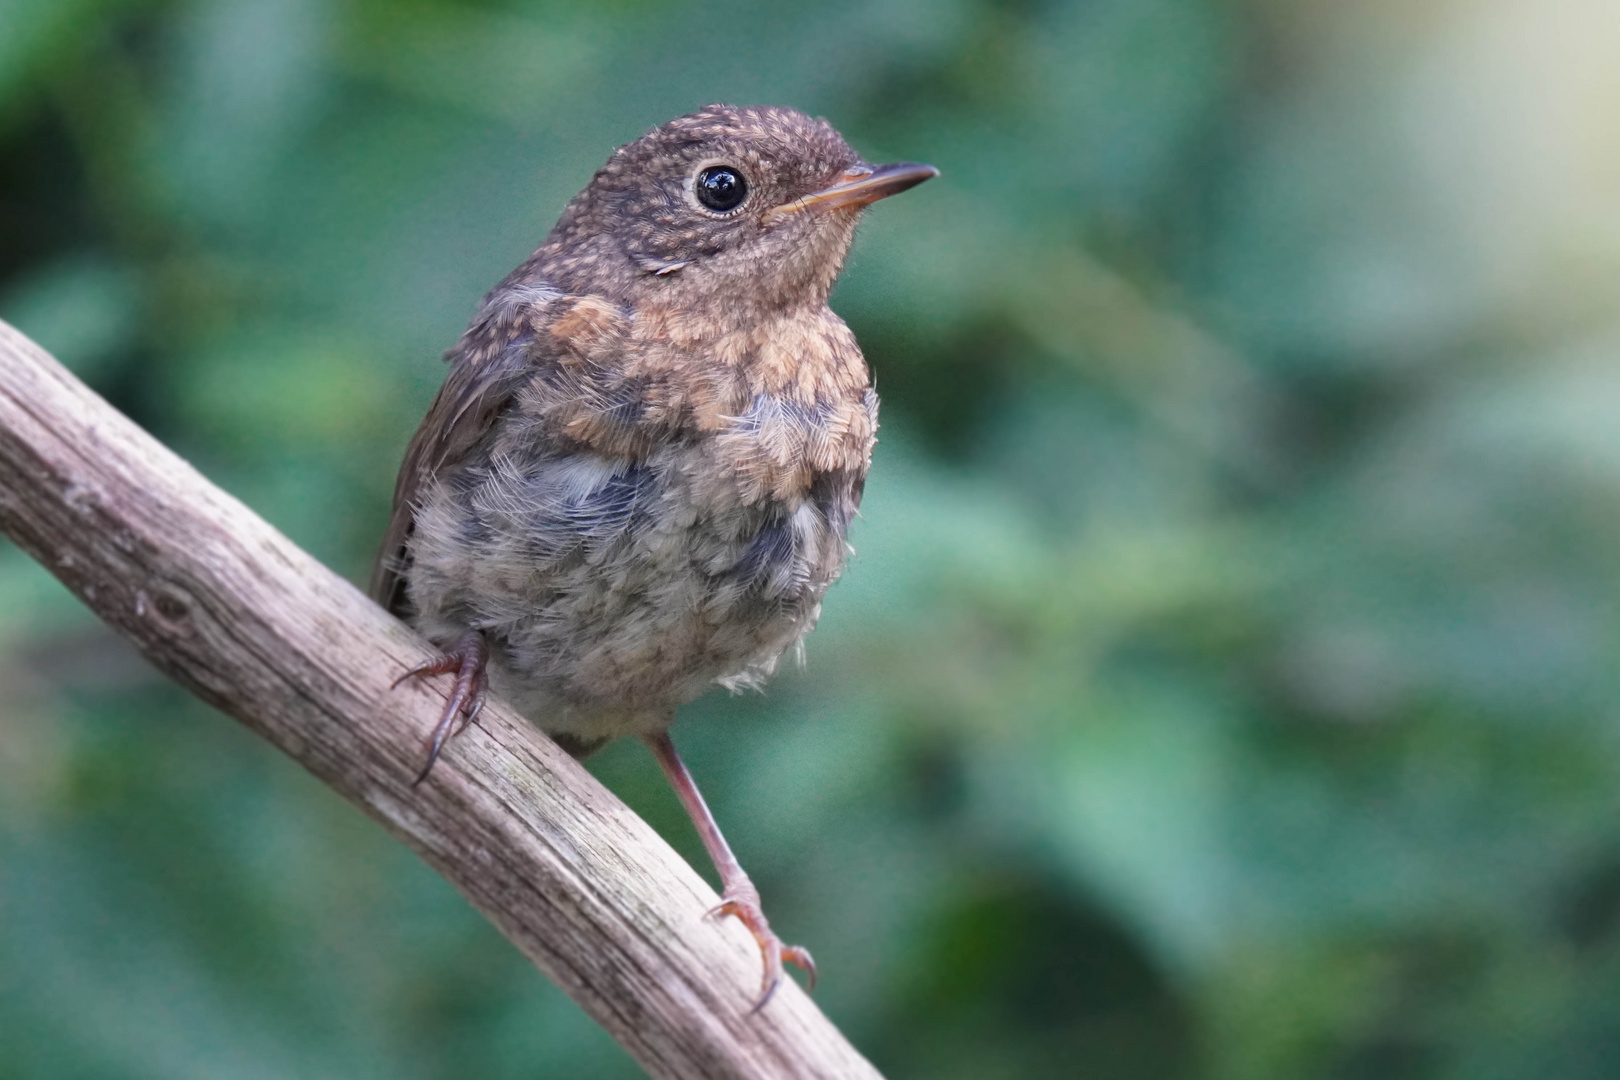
[372,104,936,1003]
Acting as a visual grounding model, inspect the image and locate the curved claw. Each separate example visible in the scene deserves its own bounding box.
[709,894,817,1010]
[391,630,488,785]
[453,686,487,737]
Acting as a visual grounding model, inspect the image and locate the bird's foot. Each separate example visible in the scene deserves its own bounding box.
[709,876,816,1011]
[391,630,488,785]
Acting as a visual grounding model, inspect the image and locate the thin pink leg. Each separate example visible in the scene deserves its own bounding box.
[644,732,816,1009]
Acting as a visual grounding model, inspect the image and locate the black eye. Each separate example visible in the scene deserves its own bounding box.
[695,166,747,212]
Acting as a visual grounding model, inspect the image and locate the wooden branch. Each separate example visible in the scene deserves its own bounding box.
[0,318,883,1080]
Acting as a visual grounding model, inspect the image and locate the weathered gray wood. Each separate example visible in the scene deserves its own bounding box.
[0,318,881,1080]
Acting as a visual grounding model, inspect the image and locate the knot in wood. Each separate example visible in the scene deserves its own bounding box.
[136,585,195,637]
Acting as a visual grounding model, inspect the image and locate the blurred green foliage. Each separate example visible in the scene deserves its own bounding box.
[5,0,1620,1076]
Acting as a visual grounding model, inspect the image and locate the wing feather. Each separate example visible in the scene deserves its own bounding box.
[370,305,551,614]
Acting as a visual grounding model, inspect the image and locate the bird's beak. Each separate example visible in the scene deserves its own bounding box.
[764,161,939,224]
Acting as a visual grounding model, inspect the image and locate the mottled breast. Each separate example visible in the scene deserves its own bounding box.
[402,290,877,740]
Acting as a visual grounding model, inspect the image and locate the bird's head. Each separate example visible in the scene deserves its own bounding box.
[536,104,936,324]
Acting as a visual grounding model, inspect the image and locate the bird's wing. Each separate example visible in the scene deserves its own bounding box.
[370,308,550,615]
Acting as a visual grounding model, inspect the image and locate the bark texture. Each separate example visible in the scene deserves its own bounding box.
[0,318,881,1080]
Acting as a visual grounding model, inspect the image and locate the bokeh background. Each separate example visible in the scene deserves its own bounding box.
[4,0,1620,1076]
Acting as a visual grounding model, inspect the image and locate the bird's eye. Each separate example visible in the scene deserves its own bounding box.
[695,166,747,212]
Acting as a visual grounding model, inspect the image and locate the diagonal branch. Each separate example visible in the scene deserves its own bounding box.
[0,318,882,1080]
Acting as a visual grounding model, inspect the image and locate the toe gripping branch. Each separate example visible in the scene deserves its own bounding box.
[391,629,489,784]
[711,880,818,1012]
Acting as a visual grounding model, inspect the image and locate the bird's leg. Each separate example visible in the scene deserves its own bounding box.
[643,731,816,1009]
[391,629,489,785]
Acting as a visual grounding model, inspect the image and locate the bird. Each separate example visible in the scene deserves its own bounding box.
[372,103,936,1005]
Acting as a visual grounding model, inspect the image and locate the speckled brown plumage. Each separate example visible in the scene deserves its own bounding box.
[373,103,935,1003]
